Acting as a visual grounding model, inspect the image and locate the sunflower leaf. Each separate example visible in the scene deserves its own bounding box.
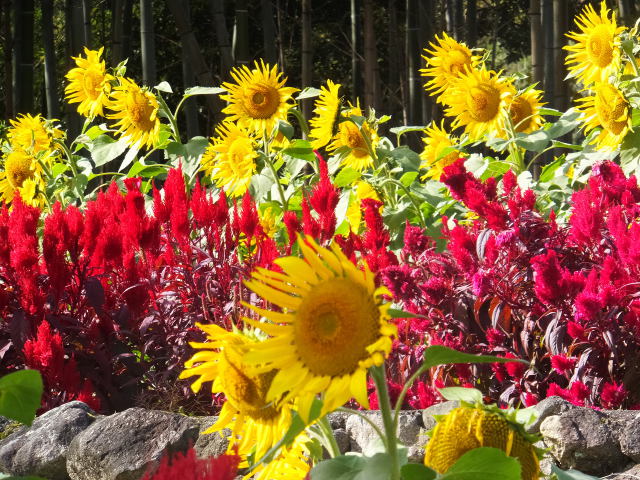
[422,345,529,370]
[438,387,483,404]
[154,81,173,93]
[296,87,322,100]
[439,447,521,480]
[0,370,43,426]
[400,463,437,480]
[551,465,601,480]
[184,86,226,96]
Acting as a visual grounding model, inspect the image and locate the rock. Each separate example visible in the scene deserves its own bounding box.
[0,401,96,480]
[346,411,423,458]
[66,407,200,480]
[540,408,631,476]
[327,410,351,430]
[333,428,350,454]
[526,396,576,434]
[618,463,640,480]
[618,412,640,462]
[422,401,459,432]
[193,416,230,459]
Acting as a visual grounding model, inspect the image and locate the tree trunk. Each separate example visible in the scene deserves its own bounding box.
[405,0,421,124]
[82,0,91,46]
[419,0,436,124]
[42,0,59,118]
[261,0,277,65]
[140,0,157,86]
[542,0,554,106]
[180,0,199,139]
[466,0,477,47]
[454,0,464,41]
[233,0,249,66]
[301,0,312,123]
[363,0,377,110]
[350,0,361,102]
[12,0,34,114]
[209,0,233,76]
[529,0,543,87]
[445,0,455,36]
[617,0,636,28]
[121,0,133,61]
[111,0,124,63]
[552,0,567,111]
[387,0,402,122]
[2,0,13,118]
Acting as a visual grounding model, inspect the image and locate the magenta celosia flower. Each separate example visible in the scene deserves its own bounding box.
[142,448,239,480]
[601,382,628,409]
[550,355,577,375]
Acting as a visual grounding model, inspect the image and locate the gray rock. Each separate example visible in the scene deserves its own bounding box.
[526,396,576,434]
[346,410,422,457]
[617,463,640,480]
[422,401,459,432]
[66,407,200,480]
[0,401,96,480]
[327,411,351,430]
[333,428,350,455]
[193,416,230,459]
[618,412,640,462]
[540,408,631,476]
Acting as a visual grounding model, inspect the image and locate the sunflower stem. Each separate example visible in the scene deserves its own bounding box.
[379,178,427,228]
[264,154,288,210]
[371,365,401,480]
[392,364,429,435]
[156,92,181,142]
[289,107,310,138]
[318,415,341,458]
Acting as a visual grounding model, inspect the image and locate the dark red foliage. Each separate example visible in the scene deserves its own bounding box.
[142,448,240,480]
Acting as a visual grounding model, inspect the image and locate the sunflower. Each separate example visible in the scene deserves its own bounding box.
[65,47,114,119]
[252,433,311,480]
[7,114,64,158]
[505,89,545,134]
[420,121,461,181]
[420,32,482,104]
[326,105,379,171]
[309,80,342,150]
[180,324,294,464]
[221,60,299,135]
[201,122,258,197]
[565,1,625,86]
[346,181,380,233]
[444,67,515,140]
[0,150,44,206]
[260,207,279,238]
[242,236,397,421]
[576,82,630,151]
[107,77,161,149]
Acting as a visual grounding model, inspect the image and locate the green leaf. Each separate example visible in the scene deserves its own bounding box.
[399,171,419,187]
[551,465,601,480]
[439,447,521,480]
[400,463,437,480]
[334,167,361,187]
[310,453,394,480]
[184,86,226,96]
[422,345,529,370]
[154,81,173,93]
[388,308,426,319]
[538,157,564,182]
[438,387,483,404]
[479,160,511,180]
[389,146,421,172]
[277,120,295,141]
[89,135,129,167]
[296,87,322,100]
[546,108,582,139]
[51,163,70,177]
[389,125,426,136]
[282,139,316,162]
[0,370,43,426]
[127,161,170,178]
[514,130,550,153]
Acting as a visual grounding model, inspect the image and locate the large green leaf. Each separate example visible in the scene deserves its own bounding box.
[400,464,437,480]
[0,370,43,426]
[310,453,394,480]
[422,345,529,370]
[282,139,316,162]
[439,447,521,480]
[184,86,226,96]
[89,135,129,167]
[551,465,601,480]
[438,387,483,404]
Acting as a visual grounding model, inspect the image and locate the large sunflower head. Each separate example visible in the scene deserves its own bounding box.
[0,150,44,206]
[326,105,379,171]
[576,82,630,151]
[201,121,258,197]
[106,77,161,150]
[8,114,64,158]
[420,32,482,104]
[444,67,515,141]
[221,60,299,135]
[309,80,342,150]
[65,47,114,119]
[565,1,625,86]
[420,121,461,181]
[505,88,545,134]
[180,324,292,462]
[242,236,397,421]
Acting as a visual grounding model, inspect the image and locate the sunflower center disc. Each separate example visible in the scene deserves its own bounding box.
[587,26,614,67]
[595,85,627,134]
[294,278,380,377]
[127,91,156,131]
[510,97,533,132]
[83,68,103,99]
[5,155,33,189]
[245,85,279,119]
[466,84,500,122]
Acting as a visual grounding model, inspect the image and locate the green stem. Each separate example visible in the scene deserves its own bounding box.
[392,364,428,435]
[318,415,341,458]
[55,140,85,199]
[371,365,401,480]
[380,178,427,228]
[173,94,192,122]
[264,152,288,211]
[156,92,180,142]
[289,107,310,137]
[622,39,640,78]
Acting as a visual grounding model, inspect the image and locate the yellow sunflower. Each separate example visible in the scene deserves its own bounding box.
[7,114,64,158]
[444,67,515,140]
[346,181,380,233]
[242,236,397,421]
[106,77,161,149]
[420,121,461,181]
[576,82,630,151]
[221,60,299,135]
[65,47,114,118]
[309,80,342,150]
[420,32,482,104]
[505,88,545,134]
[252,432,311,480]
[201,122,258,197]
[260,207,279,238]
[180,324,293,464]
[326,105,379,171]
[565,1,625,86]
[0,150,45,206]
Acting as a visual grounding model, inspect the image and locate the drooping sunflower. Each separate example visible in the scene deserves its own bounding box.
[0,150,44,206]
[504,88,545,134]
[242,236,397,421]
[576,82,630,151]
[221,60,299,135]
[65,47,114,119]
[107,77,161,150]
[420,121,462,181]
[326,105,379,171]
[346,181,380,233]
[7,114,64,158]
[444,67,515,140]
[201,122,258,197]
[565,1,625,86]
[252,432,311,480]
[420,32,482,104]
[309,80,342,150]
[180,324,294,464]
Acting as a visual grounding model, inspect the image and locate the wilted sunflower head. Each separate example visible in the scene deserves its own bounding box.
[309,80,342,150]
[65,46,114,118]
[502,88,545,135]
[420,121,461,181]
[576,82,630,151]
[8,114,63,158]
[327,105,379,171]
[565,1,625,86]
